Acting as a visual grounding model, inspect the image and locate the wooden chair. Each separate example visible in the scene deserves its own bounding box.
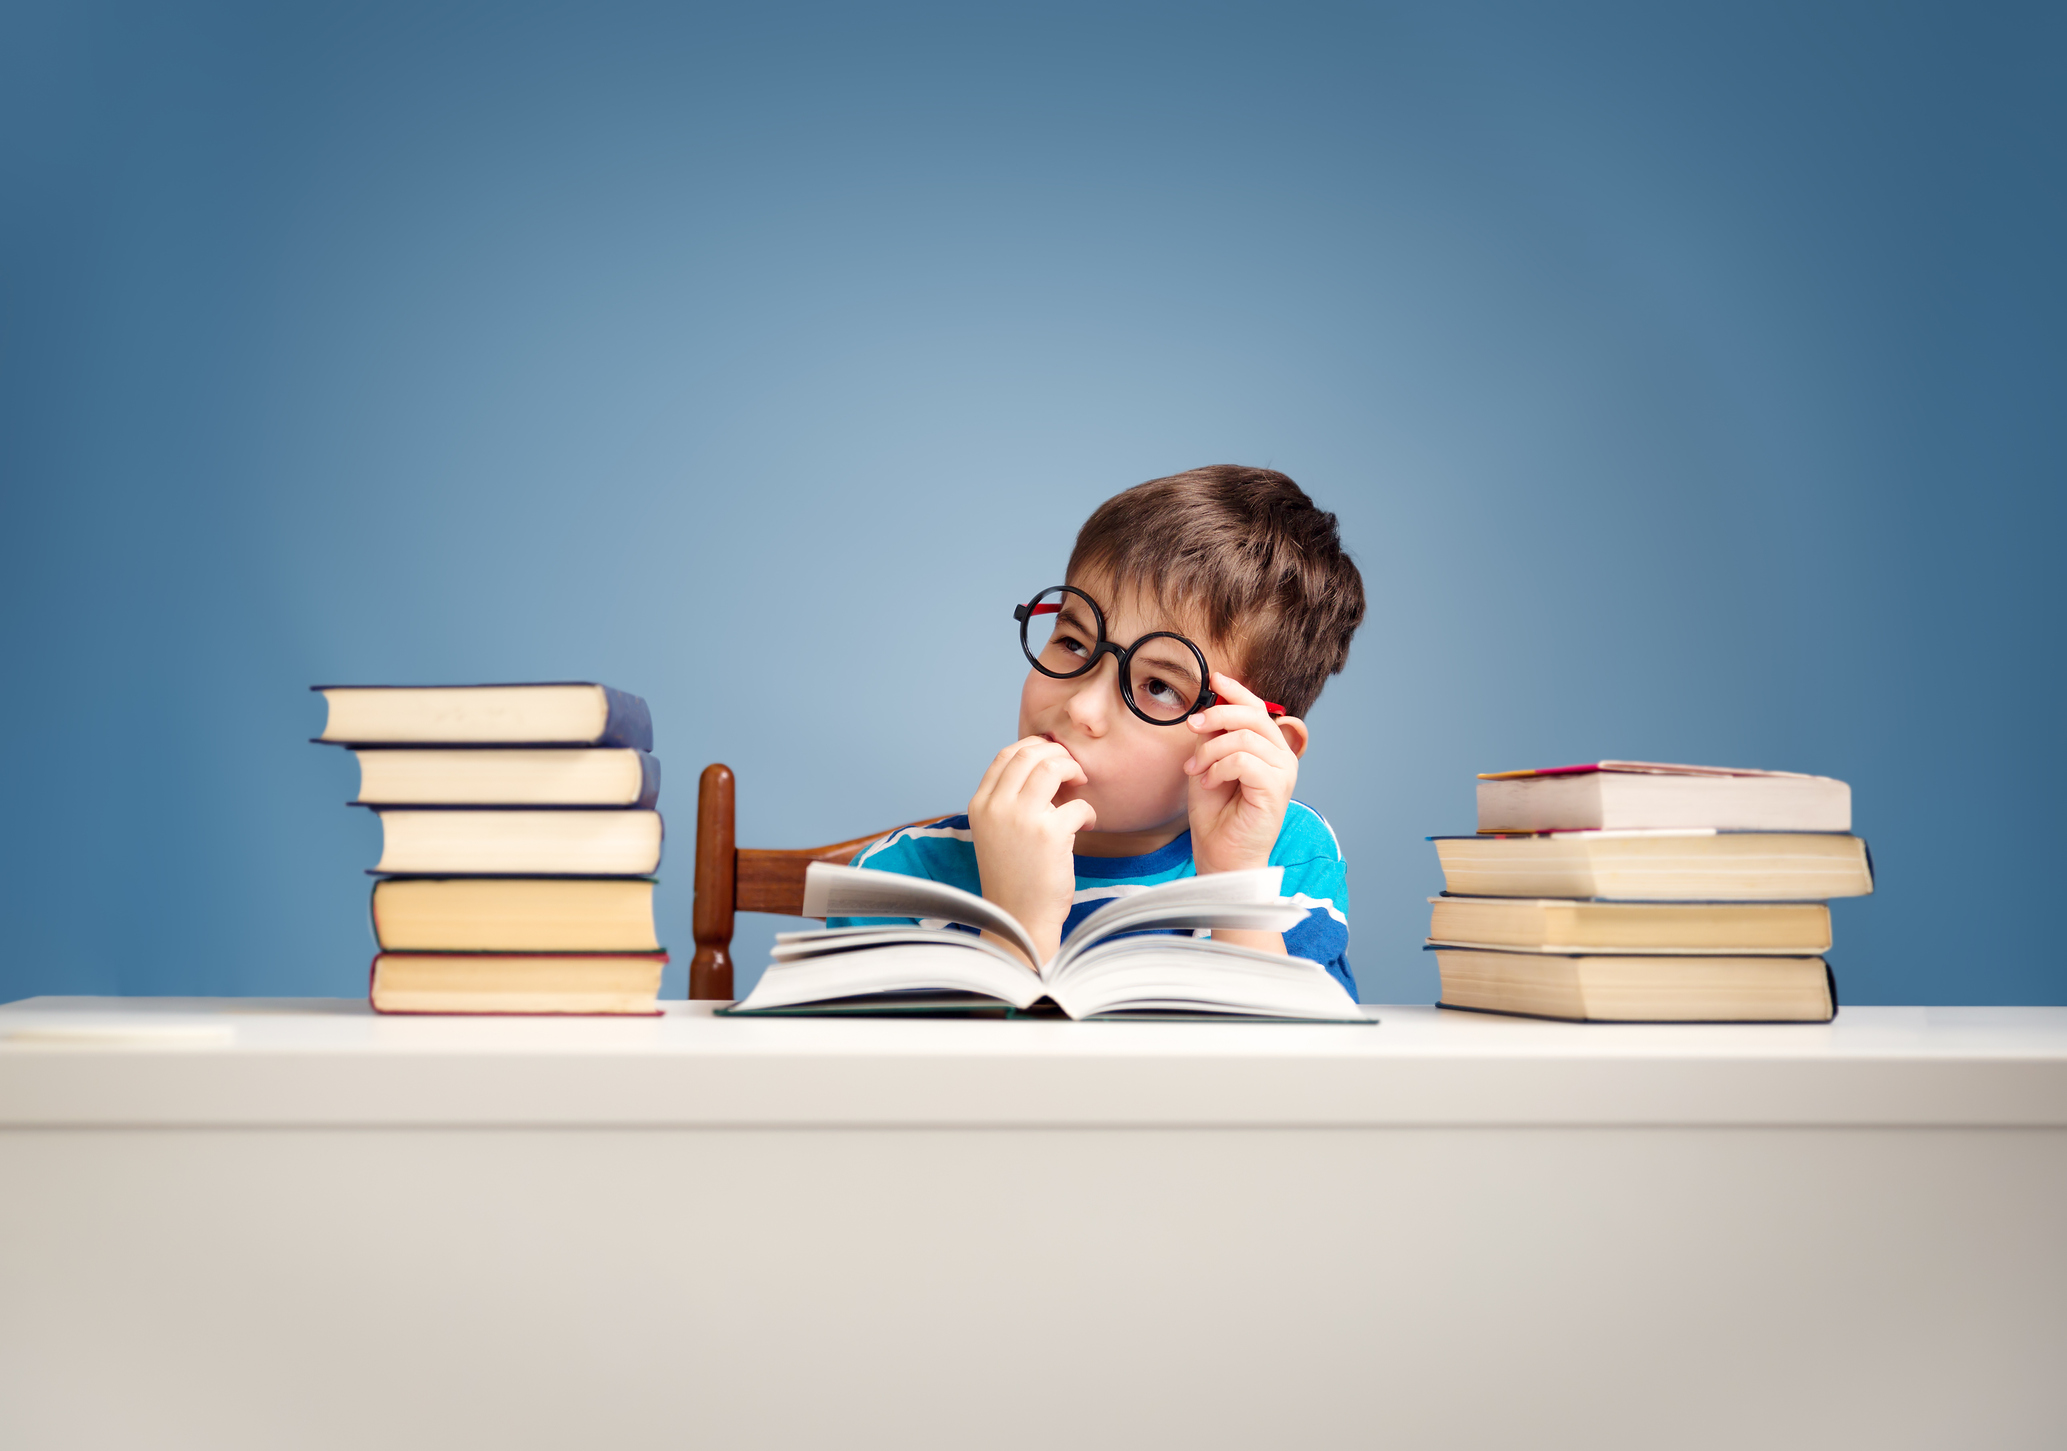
[688,763,947,999]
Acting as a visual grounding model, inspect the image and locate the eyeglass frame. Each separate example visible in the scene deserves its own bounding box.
[1012,585,1286,726]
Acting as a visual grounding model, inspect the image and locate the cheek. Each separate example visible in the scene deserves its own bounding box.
[1018,671,1058,732]
[1086,729,1193,820]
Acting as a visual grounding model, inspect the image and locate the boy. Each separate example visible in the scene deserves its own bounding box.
[840,465,1367,993]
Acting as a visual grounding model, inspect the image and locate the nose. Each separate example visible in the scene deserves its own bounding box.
[1063,655,1117,735]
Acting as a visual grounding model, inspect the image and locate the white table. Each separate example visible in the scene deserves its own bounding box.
[2,998,2063,1450]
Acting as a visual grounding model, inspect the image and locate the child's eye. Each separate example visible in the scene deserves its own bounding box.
[1142,676,1180,703]
[1055,633,1090,659]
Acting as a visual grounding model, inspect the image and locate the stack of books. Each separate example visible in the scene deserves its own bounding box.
[312,682,667,1014]
[1425,762,1873,1022]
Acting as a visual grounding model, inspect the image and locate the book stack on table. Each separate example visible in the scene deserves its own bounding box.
[1426,762,1874,1022]
[312,683,667,1014]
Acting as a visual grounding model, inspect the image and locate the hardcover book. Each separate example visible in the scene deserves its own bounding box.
[1432,831,1873,901]
[1476,761,1851,834]
[370,877,659,952]
[313,683,652,750]
[365,808,663,876]
[1426,896,1832,954]
[1432,947,1837,1023]
[350,747,659,807]
[370,951,667,1015]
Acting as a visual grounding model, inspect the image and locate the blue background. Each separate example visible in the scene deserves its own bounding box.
[3,1,2061,1006]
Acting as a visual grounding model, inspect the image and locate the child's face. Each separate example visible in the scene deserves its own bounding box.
[1015,577,1242,837]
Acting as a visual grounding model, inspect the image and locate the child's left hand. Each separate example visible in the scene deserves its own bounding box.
[1183,672,1302,877]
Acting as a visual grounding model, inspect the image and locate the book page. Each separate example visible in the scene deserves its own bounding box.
[801,864,1040,966]
[1049,904,1308,978]
[1051,868,1300,976]
[774,927,1033,973]
[735,942,1047,1012]
[1047,936,1364,1021]
[1062,868,1283,946]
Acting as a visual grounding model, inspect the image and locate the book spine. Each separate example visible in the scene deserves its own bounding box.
[634,752,661,809]
[601,688,654,751]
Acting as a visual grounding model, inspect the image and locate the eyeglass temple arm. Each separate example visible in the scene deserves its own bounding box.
[1201,691,1289,718]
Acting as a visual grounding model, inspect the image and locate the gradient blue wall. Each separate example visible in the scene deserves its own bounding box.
[3,1,2061,1006]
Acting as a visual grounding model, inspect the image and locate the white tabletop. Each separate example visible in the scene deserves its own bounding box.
[2,997,2063,1128]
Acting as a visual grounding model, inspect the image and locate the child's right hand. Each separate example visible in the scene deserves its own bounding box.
[968,737,1096,968]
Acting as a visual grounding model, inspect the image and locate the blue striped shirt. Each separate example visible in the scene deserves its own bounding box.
[831,802,1355,996]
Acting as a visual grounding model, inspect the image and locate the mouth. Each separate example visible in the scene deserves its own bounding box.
[1040,732,1084,775]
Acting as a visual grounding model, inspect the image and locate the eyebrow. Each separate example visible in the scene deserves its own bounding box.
[1132,645,1202,683]
[1053,604,1098,638]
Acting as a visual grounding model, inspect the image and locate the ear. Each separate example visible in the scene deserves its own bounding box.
[1276,715,1310,759]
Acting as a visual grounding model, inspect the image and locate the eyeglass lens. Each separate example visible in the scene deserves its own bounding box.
[1123,634,1205,723]
[1023,587,1102,678]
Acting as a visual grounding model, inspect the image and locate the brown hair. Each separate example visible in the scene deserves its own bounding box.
[1066,465,1366,718]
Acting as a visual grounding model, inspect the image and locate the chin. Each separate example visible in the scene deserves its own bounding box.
[1079,798,1185,836]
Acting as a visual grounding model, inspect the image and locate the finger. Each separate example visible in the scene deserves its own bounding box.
[1188,727,1290,767]
[1187,706,1281,743]
[1185,728,1291,775]
[1202,750,1276,792]
[972,739,1031,806]
[992,739,1072,801]
[987,740,1047,802]
[1205,670,1264,708]
[1187,686,1287,746]
[1022,749,1089,800]
[1055,798,1098,835]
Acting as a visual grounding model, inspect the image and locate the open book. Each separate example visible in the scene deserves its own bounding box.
[724,864,1368,1022]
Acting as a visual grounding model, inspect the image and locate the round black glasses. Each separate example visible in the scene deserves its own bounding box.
[1013,585,1285,726]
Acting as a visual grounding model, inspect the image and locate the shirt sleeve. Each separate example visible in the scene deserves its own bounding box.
[1272,803,1354,997]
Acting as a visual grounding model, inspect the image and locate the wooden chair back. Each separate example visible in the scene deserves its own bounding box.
[688,762,946,999]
